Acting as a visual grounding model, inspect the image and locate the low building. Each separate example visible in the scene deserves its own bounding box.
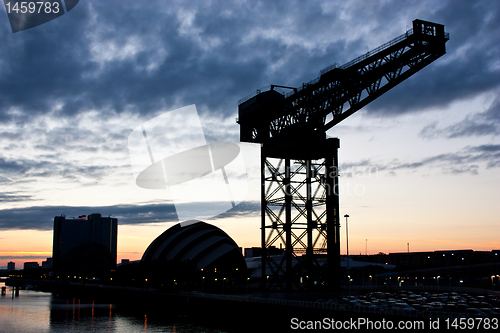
[244,246,284,258]
[41,258,52,269]
[142,221,246,274]
[139,221,247,289]
[23,262,40,270]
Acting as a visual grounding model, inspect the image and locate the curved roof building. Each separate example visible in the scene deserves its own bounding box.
[142,221,246,275]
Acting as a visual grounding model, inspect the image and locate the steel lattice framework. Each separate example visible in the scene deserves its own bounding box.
[262,156,335,290]
[238,20,449,291]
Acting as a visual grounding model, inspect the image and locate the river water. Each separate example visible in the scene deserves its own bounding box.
[0,282,230,333]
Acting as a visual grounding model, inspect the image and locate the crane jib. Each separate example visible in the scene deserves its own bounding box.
[238,19,449,144]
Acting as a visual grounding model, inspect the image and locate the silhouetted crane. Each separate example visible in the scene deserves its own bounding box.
[237,19,449,291]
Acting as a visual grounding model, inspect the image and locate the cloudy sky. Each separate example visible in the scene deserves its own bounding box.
[0,0,499,268]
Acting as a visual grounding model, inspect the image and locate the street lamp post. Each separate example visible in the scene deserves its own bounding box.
[344,214,350,295]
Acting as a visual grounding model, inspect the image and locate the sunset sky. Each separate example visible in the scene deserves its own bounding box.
[0,0,499,269]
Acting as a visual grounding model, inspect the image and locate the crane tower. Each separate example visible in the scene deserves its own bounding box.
[237,19,449,291]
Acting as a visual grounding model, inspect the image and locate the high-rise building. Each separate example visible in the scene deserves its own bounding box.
[7,261,15,272]
[52,213,118,274]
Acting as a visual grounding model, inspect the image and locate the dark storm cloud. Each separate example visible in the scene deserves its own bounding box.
[365,0,500,116]
[341,144,500,176]
[402,143,500,173]
[0,1,178,120]
[0,156,31,173]
[0,0,273,120]
[0,154,112,182]
[0,203,178,230]
[0,116,131,182]
[0,200,260,230]
[420,96,500,139]
[210,201,260,219]
[5,0,497,125]
[420,118,498,140]
[0,192,36,202]
[0,256,49,261]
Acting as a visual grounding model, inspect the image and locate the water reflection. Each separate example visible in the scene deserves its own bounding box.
[49,296,114,332]
[0,283,229,333]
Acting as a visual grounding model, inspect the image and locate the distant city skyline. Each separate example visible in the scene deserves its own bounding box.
[0,0,499,267]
